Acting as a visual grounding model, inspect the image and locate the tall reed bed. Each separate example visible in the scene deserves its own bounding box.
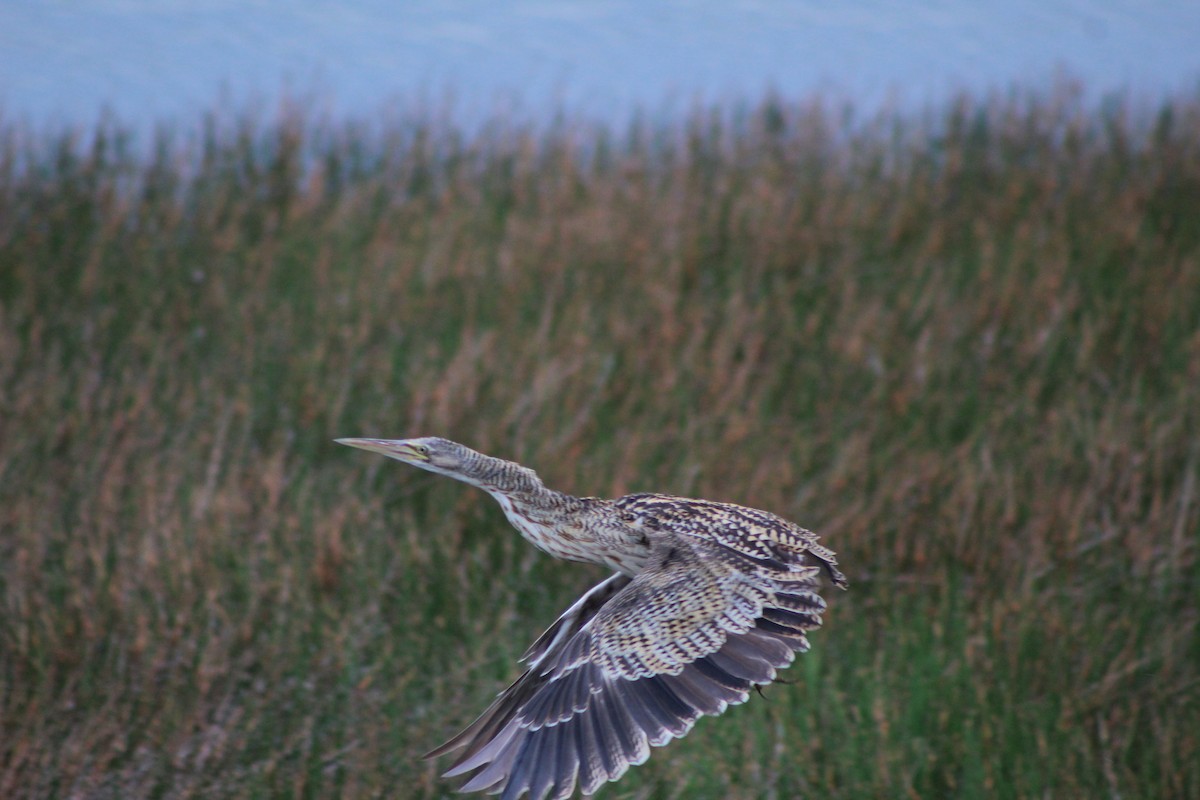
[1,87,1197,798]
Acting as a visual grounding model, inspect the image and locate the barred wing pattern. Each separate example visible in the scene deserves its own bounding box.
[426,495,845,799]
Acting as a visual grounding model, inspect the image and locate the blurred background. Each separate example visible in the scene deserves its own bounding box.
[3,1,1200,129]
[1,3,1198,800]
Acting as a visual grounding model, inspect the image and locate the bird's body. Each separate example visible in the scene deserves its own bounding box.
[337,436,847,800]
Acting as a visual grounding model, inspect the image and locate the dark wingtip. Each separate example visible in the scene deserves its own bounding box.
[825,561,849,589]
[422,740,459,761]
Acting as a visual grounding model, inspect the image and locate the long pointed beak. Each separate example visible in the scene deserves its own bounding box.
[335,438,430,463]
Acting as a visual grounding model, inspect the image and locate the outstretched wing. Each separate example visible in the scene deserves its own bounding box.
[426,507,840,800]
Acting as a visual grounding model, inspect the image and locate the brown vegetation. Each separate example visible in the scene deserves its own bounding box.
[1,87,1197,797]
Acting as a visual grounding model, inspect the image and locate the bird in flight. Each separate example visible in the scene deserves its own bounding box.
[337,437,847,799]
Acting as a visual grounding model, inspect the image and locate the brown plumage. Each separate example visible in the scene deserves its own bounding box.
[336,437,847,799]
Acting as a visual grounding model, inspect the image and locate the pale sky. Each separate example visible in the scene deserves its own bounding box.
[2,1,1198,129]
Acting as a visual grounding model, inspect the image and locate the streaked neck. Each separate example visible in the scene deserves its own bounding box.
[455,450,552,499]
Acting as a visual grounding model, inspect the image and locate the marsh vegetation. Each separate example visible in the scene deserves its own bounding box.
[1,88,1197,798]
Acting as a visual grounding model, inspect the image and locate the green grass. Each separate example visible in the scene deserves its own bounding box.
[1,86,1198,798]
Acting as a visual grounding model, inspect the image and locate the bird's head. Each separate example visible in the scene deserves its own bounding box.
[337,436,543,495]
[335,436,475,479]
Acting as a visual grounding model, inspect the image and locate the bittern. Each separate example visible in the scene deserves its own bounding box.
[337,437,847,800]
